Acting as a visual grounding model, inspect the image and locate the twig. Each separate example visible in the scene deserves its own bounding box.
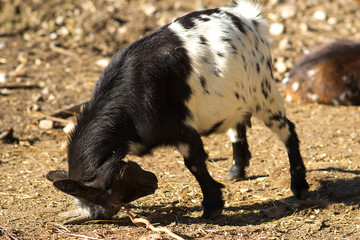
[49,42,78,57]
[44,222,101,240]
[0,83,40,89]
[147,202,177,221]
[126,211,185,240]
[50,100,89,118]
[0,192,32,199]
[31,112,73,124]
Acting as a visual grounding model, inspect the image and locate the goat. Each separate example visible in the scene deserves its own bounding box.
[46,0,309,224]
[283,38,360,105]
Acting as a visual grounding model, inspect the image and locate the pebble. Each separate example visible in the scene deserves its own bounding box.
[0,42,6,50]
[57,26,69,36]
[49,32,58,40]
[63,122,75,134]
[280,5,296,19]
[142,4,156,16]
[279,38,291,50]
[313,10,327,21]
[269,22,285,35]
[96,58,110,68]
[274,58,287,73]
[300,23,310,32]
[39,119,54,130]
[328,17,337,25]
[0,73,9,83]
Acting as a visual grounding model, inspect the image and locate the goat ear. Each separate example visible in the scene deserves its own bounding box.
[53,179,106,202]
[45,170,69,182]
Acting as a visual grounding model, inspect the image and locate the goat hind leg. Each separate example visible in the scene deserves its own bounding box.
[226,124,251,181]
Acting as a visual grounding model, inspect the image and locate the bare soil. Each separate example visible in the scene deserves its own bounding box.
[1,0,360,239]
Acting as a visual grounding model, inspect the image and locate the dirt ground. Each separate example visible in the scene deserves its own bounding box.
[1,0,360,239]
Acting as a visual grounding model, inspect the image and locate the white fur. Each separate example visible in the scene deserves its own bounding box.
[169,1,288,141]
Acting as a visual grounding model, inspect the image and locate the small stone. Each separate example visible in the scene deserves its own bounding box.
[55,15,64,26]
[279,38,291,50]
[35,59,42,66]
[300,23,310,32]
[269,22,285,35]
[280,5,296,19]
[0,128,17,144]
[328,17,337,25]
[39,119,53,130]
[29,104,40,112]
[96,58,110,68]
[63,122,75,134]
[57,26,69,36]
[50,32,58,40]
[274,58,287,73]
[0,42,6,50]
[142,4,157,16]
[313,10,327,21]
[0,73,9,83]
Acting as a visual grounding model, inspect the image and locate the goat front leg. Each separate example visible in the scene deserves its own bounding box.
[177,128,224,219]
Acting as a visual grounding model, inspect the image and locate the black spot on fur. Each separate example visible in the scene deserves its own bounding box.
[199,16,211,22]
[202,56,210,63]
[200,36,208,45]
[199,75,209,94]
[261,78,272,99]
[266,58,274,79]
[265,121,273,128]
[252,50,256,57]
[260,54,265,63]
[235,92,240,100]
[252,19,258,29]
[202,120,224,136]
[214,67,221,77]
[261,87,268,99]
[241,55,247,71]
[241,55,246,63]
[254,38,259,50]
[222,37,237,52]
[224,11,247,34]
[256,63,260,73]
[270,112,287,129]
[256,104,261,112]
[217,52,224,58]
[266,58,272,70]
[175,8,221,29]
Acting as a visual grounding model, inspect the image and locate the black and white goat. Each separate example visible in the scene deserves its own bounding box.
[46,0,309,224]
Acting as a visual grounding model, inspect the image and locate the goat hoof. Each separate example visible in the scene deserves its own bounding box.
[225,175,245,181]
[201,199,224,219]
[291,178,310,199]
[201,207,223,220]
[226,165,245,181]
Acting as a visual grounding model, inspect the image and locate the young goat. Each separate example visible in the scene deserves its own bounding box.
[283,38,360,105]
[46,0,309,224]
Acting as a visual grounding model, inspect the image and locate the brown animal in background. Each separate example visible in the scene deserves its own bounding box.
[282,38,360,105]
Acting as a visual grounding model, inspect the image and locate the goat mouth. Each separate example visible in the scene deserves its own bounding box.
[143,183,158,195]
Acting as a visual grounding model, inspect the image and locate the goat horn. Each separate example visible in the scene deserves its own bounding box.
[58,208,83,218]
[58,209,92,225]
